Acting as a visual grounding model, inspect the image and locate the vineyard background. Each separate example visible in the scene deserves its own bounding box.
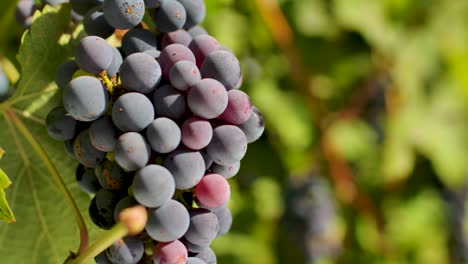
[1,0,468,263]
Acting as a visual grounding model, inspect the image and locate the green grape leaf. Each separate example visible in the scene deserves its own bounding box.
[0,147,15,223]
[0,4,102,263]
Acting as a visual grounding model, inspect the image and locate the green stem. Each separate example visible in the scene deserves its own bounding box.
[70,222,128,264]
[98,72,114,93]
[5,109,89,254]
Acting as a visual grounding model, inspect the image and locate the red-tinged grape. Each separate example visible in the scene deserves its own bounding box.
[195,174,230,209]
[181,117,212,150]
[220,90,253,125]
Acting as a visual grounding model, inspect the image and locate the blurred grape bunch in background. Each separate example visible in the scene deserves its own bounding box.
[1,0,468,263]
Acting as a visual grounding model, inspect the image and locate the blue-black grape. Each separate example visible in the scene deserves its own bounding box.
[169,60,201,91]
[122,28,158,56]
[89,188,122,229]
[187,26,208,38]
[74,130,106,168]
[133,164,175,208]
[0,66,9,102]
[185,209,219,246]
[55,60,79,90]
[76,164,101,194]
[120,53,161,94]
[143,49,161,59]
[71,0,101,15]
[144,0,162,8]
[146,117,181,153]
[188,35,221,67]
[146,199,190,242]
[114,132,151,171]
[161,29,193,48]
[191,247,217,264]
[187,257,207,264]
[112,92,155,132]
[164,150,205,190]
[95,159,131,192]
[152,84,187,120]
[89,116,118,152]
[83,7,115,39]
[103,0,145,29]
[181,117,212,150]
[237,106,264,143]
[220,90,253,125]
[64,139,76,158]
[154,240,188,264]
[106,236,144,264]
[200,50,242,91]
[46,106,78,141]
[159,44,196,78]
[63,76,109,121]
[201,150,213,170]
[107,47,123,77]
[206,125,247,166]
[177,0,205,29]
[213,206,232,237]
[187,78,228,119]
[75,36,114,74]
[153,0,186,32]
[210,162,240,179]
[113,196,139,222]
[15,0,37,27]
[95,251,112,264]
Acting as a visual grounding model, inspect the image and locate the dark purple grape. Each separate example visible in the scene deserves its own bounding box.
[120,53,161,94]
[187,26,208,38]
[112,92,155,132]
[89,116,118,152]
[55,60,79,90]
[185,209,219,246]
[169,60,201,91]
[74,130,106,168]
[200,50,241,91]
[144,0,162,8]
[76,164,101,194]
[71,0,101,15]
[76,36,114,74]
[187,78,228,119]
[83,7,115,39]
[237,106,264,143]
[181,117,212,150]
[143,49,161,59]
[146,117,181,154]
[95,159,131,192]
[103,0,145,29]
[210,162,240,179]
[121,28,158,56]
[89,188,122,229]
[106,236,144,264]
[177,0,205,29]
[107,47,123,77]
[95,251,112,264]
[213,206,232,237]
[220,90,253,125]
[152,84,187,120]
[201,150,213,170]
[63,76,109,122]
[114,132,151,171]
[159,44,196,79]
[146,200,190,242]
[133,165,175,208]
[191,247,216,264]
[161,29,193,48]
[187,257,207,264]
[206,125,247,166]
[153,0,186,32]
[46,106,78,141]
[188,35,221,67]
[164,150,205,190]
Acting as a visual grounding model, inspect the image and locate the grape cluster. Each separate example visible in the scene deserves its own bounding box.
[46,1,265,263]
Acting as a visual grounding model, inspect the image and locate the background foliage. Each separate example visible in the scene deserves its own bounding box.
[1,0,468,263]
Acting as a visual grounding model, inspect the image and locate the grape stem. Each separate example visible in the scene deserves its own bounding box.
[5,109,89,254]
[69,222,128,264]
[98,71,114,93]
